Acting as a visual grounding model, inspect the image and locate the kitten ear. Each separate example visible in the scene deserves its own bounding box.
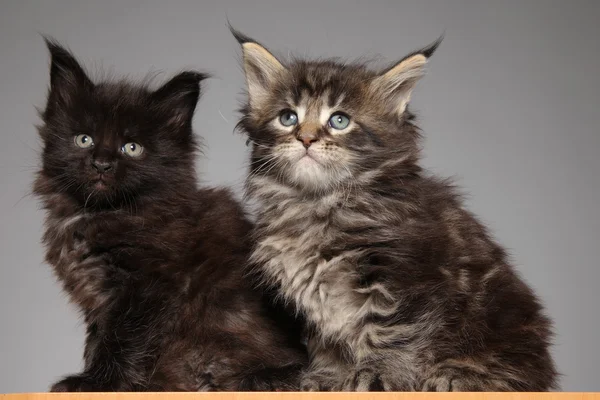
[151,71,208,128]
[44,37,93,111]
[370,37,442,116]
[230,26,286,107]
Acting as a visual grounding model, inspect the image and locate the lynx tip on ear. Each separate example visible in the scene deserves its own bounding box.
[227,23,257,46]
[420,34,444,59]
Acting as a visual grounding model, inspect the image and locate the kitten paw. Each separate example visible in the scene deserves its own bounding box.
[342,368,386,391]
[300,370,341,391]
[422,373,454,391]
[422,367,500,391]
[239,365,302,391]
[50,375,101,392]
[299,376,321,391]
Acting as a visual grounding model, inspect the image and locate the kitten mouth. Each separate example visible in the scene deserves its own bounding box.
[300,150,320,164]
[91,175,112,190]
[92,180,108,190]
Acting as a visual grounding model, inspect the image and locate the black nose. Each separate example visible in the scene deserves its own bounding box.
[92,160,114,173]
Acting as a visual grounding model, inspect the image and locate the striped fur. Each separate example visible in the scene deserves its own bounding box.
[233,29,558,391]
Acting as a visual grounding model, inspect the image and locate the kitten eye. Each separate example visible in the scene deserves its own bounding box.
[279,111,298,127]
[74,134,94,149]
[121,142,144,158]
[328,113,350,130]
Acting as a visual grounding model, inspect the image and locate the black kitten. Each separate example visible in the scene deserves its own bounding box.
[34,39,306,392]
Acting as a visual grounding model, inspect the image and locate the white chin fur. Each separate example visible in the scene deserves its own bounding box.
[288,156,330,189]
[277,143,352,192]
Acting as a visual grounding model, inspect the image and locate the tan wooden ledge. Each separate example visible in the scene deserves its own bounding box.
[1,393,599,400]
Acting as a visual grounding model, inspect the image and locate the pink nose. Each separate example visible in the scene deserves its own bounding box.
[297,133,318,149]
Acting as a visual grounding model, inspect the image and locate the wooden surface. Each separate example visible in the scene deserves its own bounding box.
[1,393,598,400]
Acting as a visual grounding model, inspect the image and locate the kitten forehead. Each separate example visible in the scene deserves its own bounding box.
[293,90,345,114]
[296,105,306,123]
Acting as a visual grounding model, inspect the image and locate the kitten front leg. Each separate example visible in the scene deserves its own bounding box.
[47,226,126,315]
[52,258,146,391]
[45,227,139,391]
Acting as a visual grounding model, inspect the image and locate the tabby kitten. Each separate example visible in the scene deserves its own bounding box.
[34,39,306,392]
[233,29,558,391]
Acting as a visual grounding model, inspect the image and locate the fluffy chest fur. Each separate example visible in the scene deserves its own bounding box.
[43,208,117,315]
[253,217,357,340]
[250,178,396,350]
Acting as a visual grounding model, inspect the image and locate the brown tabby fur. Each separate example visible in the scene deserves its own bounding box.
[232,28,558,391]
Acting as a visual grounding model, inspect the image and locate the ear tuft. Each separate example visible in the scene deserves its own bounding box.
[418,35,444,59]
[228,23,256,46]
[371,36,442,116]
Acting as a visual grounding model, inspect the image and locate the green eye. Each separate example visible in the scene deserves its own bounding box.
[122,142,144,158]
[74,134,94,149]
[279,111,298,127]
[328,113,350,130]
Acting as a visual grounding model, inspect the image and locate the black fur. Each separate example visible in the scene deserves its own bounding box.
[34,38,306,392]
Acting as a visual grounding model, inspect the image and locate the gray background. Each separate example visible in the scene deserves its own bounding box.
[0,0,598,393]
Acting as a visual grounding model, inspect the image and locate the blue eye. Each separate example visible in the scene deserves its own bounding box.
[328,113,350,130]
[279,111,298,127]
